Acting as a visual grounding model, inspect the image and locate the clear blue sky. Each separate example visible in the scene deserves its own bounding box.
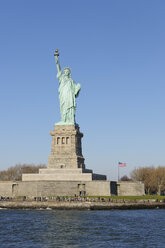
[0,0,165,180]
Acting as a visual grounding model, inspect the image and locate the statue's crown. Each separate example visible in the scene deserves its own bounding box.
[63,67,71,72]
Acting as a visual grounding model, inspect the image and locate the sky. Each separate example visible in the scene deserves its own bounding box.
[0,0,165,180]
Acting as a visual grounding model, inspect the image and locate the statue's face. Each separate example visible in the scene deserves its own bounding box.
[64,69,70,76]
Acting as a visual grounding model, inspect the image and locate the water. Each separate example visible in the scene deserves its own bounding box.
[0,209,165,248]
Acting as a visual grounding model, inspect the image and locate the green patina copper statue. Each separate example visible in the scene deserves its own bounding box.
[54,49,81,125]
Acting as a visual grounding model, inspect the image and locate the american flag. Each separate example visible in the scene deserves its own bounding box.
[118,162,127,167]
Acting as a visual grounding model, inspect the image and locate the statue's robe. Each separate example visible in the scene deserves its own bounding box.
[57,71,81,124]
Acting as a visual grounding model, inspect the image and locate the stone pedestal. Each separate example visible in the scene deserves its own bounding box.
[22,168,106,181]
[22,125,107,182]
[48,125,85,169]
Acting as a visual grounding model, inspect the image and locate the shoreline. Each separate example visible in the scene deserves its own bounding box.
[0,201,165,210]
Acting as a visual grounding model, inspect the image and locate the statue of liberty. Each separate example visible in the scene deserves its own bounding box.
[54,50,81,125]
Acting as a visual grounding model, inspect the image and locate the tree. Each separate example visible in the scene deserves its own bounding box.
[155,166,165,195]
[130,166,165,195]
[0,164,46,181]
[120,175,132,181]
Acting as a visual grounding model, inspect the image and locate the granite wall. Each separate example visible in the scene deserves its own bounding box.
[0,181,145,198]
[117,181,145,196]
[0,181,111,198]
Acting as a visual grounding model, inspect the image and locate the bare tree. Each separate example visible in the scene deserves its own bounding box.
[155,166,165,195]
[130,166,165,195]
[0,164,46,181]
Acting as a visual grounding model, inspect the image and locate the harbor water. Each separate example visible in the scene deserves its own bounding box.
[0,209,165,248]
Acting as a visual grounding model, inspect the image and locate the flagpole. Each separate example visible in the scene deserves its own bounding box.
[118,163,119,181]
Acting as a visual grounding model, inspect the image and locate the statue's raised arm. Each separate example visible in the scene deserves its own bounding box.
[54,49,61,73]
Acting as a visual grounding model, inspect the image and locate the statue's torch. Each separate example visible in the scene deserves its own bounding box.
[54,49,59,57]
[54,49,61,72]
